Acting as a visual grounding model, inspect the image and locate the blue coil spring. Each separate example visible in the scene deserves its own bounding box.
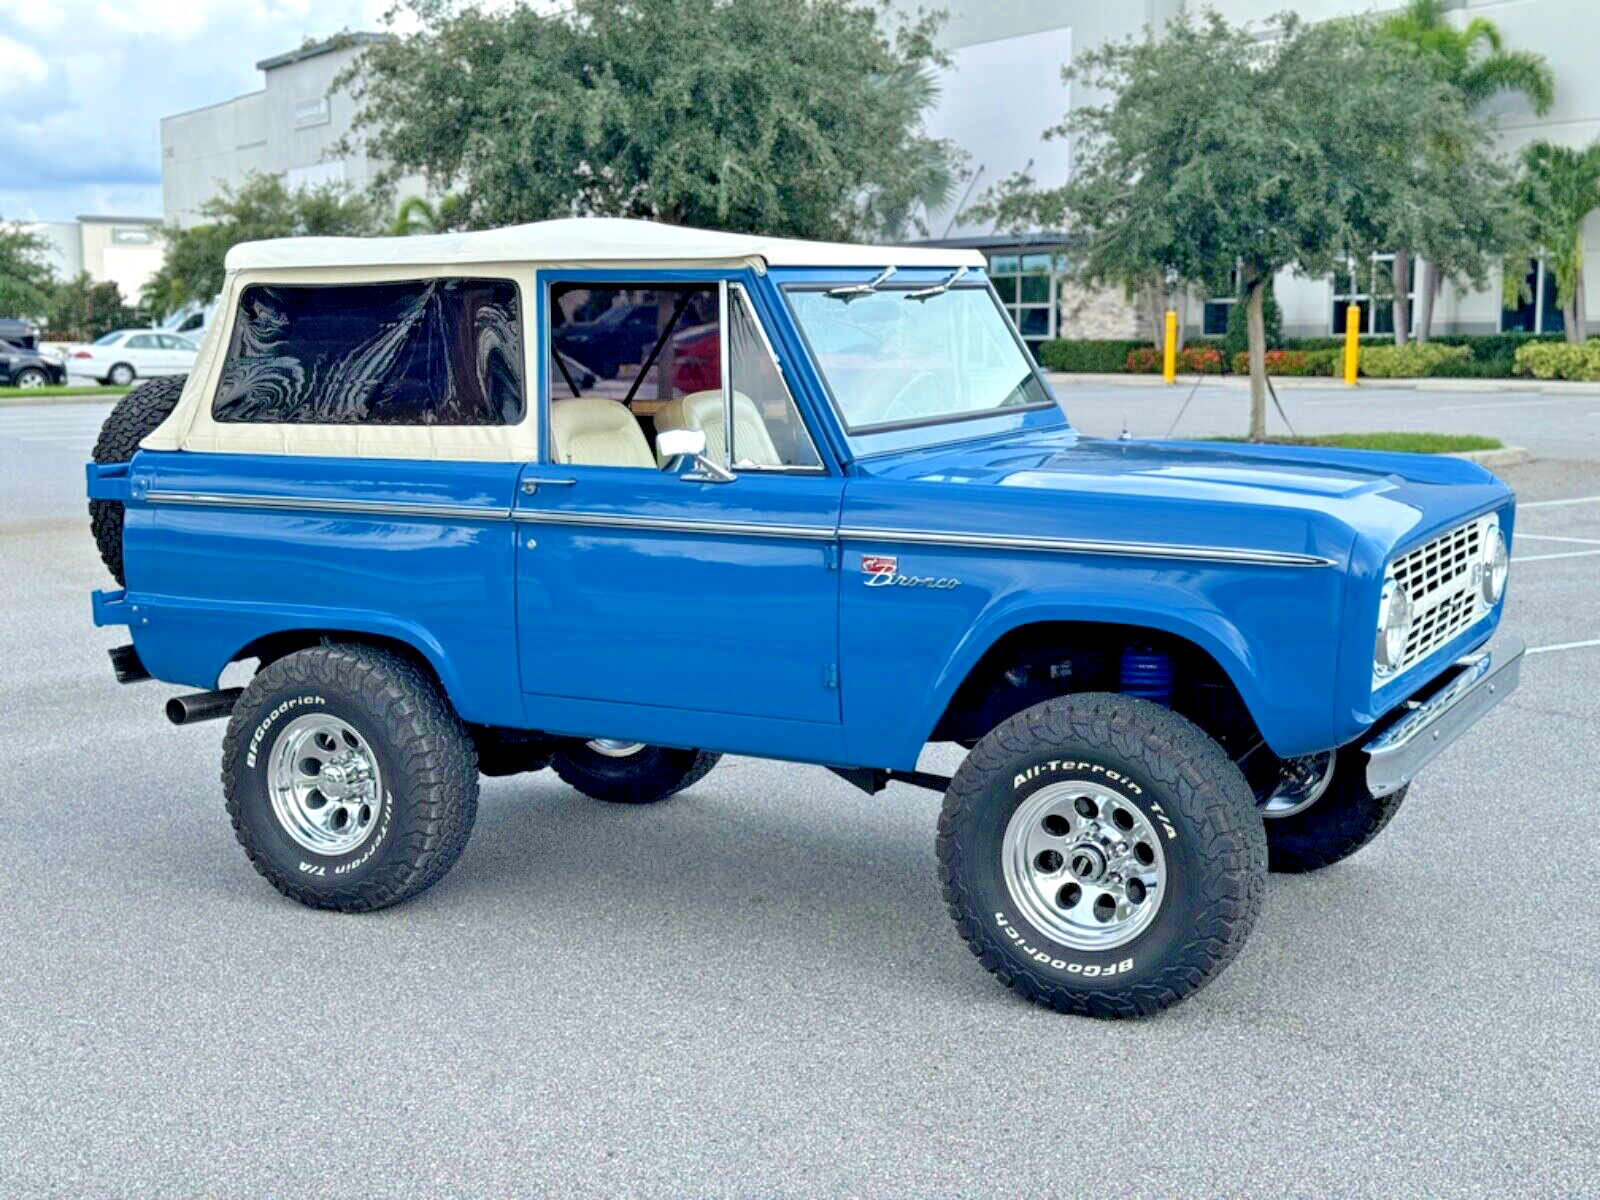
[1119,646,1174,706]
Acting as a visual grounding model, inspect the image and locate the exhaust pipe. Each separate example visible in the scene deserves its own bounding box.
[166,688,243,726]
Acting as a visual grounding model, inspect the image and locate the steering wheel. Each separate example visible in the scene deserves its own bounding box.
[882,371,946,424]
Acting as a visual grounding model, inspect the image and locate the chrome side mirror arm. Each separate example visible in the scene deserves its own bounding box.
[657,427,735,484]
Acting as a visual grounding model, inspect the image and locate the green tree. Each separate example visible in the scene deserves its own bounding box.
[1511,140,1600,344]
[343,0,960,241]
[390,193,467,236]
[982,12,1500,439]
[47,273,134,340]
[142,173,383,314]
[0,220,56,318]
[1379,0,1554,341]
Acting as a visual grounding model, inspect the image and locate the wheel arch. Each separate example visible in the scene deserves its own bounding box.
[915,601,1289,757]
[228,624,458,704]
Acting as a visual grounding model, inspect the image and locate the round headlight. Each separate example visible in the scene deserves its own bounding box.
[1375,577,1413,678]
[1481,525,1508,606]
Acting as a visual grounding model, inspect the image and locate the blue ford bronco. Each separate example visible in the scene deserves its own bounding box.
[86,219,1521,1017]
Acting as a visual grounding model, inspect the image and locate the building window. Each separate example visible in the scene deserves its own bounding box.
[1332,253,1415,336]
[293,96,332,130]
[986,249,1063,356]
[1501,259,1564,335]
[111,227,153,245]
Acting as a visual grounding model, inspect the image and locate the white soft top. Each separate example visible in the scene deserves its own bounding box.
[225,216,985,273]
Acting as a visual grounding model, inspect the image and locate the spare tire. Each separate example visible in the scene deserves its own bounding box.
[89,375,186,585]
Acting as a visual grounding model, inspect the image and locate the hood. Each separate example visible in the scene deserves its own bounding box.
[855,429,1513,565]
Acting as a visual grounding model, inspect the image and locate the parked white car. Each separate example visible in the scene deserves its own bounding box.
[67,330,198,387]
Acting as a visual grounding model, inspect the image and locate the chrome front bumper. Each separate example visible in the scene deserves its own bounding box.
[1364,633,1524,797]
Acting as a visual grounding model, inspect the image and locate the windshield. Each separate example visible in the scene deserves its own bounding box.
[786,284,1053,433]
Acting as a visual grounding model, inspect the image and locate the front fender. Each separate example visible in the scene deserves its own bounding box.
[839,545,1352,770]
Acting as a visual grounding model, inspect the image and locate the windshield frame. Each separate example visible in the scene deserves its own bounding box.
[780,277,1059,439]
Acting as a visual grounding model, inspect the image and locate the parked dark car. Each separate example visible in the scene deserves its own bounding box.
[0,318,41,350]
[553,301,659,378]
[0,338,65,388]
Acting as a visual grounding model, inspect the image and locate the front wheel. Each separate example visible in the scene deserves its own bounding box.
[222,644,479,911]
[14,368,48,388]
[939,693,1267,1018]
[1263,746,1406,873]
[550,740,719,804]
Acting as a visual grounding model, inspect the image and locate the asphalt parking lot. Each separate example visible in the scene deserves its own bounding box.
[2,397,1597,1197]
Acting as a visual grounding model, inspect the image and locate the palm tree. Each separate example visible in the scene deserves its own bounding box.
[1513,140,1600,344]
[1378,0,1554,342]
[390,194,467,236]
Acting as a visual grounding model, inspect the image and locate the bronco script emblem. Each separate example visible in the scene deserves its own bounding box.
[861,555,960,590]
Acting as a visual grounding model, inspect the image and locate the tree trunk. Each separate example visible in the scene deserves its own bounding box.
[1246,279,1267,442]
[1417,260,1439,343]
[1574,267,1589,345]
[1391,249,1411,346]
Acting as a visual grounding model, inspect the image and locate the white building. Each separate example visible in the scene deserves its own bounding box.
[160,34,413,230]
[18,216,165,301]
[903,0,1600,346]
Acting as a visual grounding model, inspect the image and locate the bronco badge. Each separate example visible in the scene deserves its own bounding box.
[861,555,960,589]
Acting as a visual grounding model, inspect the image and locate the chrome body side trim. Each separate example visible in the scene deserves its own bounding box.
[838,526,1336,568]
[511,509,837,540]
[145,491,511,521]
[1363,632,1524,797]
[145,491,1334,565]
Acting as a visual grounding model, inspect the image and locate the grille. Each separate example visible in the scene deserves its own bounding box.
[1389,517,1489,673]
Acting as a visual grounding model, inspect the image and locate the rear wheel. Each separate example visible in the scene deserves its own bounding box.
[550,740,720,804]
[939,693,1267,1018]
[1263,747,1406,873]
[222,644,479,911]
[108,362,135,387]
[89,374,186,584]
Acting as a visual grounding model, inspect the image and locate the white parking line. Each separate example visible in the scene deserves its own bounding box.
[1432,397,1567,412]
[1515,533,1600,545]
[1528,638,1600,656]
[1520,495,1600,509]
[1512,549,1600,563]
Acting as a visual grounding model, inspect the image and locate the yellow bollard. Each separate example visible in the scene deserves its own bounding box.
[1163,309,1178,384]
[1343,304,1361,386]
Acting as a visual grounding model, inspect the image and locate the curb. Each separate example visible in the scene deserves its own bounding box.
[1045,372,1600,395]
[0,392,124,408]
[1448,446,1531,468]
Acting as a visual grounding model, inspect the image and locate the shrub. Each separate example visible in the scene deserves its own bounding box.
[1221,289,1282,360]
[1358,343,1471,378]
[1513,341,1600,381]
[1037,339,1147,373]
[1125,345,1223,374]
[1229,348,1338,377]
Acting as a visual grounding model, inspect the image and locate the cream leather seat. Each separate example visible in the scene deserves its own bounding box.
[654,389,781,468]
[550,397,656,468]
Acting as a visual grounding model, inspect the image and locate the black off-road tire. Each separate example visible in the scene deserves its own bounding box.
[89,374,186,585]
[1265,747,1407,873]
[222,644,479,912]
[550,742,720,804]
[939,693,1267,1018]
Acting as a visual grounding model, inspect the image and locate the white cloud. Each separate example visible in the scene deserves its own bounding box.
[0,0,395,222]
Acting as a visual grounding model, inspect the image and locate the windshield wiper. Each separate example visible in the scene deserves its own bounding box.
[826,265,896,300]
[906,266,968,301]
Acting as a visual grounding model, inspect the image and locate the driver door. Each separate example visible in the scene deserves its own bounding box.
[515,274,843,727]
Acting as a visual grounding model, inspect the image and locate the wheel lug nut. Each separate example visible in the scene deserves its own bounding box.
[1115,840,1129,854]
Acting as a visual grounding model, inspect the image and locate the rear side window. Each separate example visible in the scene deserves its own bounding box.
[212,279,524,425]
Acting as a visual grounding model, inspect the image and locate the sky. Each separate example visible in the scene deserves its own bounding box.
[0,0,401,224]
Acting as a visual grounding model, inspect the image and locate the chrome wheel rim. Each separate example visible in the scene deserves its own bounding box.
[1262,752,1336,819]
[1001,782,1167,952]
[267,714,384,856]
[585,739,646,758]
[17,372,43,389]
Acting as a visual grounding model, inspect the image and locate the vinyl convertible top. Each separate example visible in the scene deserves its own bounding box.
[225,216,987,274]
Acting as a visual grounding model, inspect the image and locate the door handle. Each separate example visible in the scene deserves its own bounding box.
[521,477,577,495]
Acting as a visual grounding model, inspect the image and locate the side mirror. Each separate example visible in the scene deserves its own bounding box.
[656,427,706,460]
[658,427,734,483]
